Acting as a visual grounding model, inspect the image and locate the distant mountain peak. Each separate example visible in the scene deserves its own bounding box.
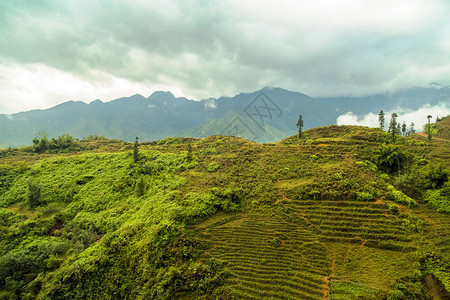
[90,99,104,105]
[149,91,175,100]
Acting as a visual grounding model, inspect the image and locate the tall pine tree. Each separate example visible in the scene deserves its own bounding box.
[133,136,139,163]
[388,113,398,142]
[378,110,385,130]
[296,114,304,138]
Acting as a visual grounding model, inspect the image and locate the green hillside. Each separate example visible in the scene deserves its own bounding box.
[0,126,449,299]
[434,116,450,140]
[176,111,292,143]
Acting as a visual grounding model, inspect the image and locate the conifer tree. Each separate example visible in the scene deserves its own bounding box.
[296,114,304,138]
[133,136,139,162]
[427,115,432,141]
[378,110,385,130]
[388,113,398,142]
[410,122,415,134]
[401,121,406,136]
[186,143,193,162]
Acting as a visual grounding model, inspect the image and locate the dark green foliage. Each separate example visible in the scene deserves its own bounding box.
[423,162,448,189]
[372,144,408,173]
[385,185,418,208]
[395,170,424,199]
[420,252,450,295]
[33,134,75,153]
[393,160,449,201]
[387,281,429,300]
[186,143,193,162]
[296,114,304,138]
[379,109,385,130]
[135,175,146,197]
[390,204,399,214]
[388,113,398,142]
[27,179,41,208]
[133,136,139,162]
[49,134,75,150]
[0,239,68,297]
[424,183,450,213]
[176,188,242,224]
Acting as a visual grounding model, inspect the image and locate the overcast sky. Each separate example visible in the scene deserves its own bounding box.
[1,0,450,114]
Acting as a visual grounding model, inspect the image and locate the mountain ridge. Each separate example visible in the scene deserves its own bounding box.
[1,86,449,147]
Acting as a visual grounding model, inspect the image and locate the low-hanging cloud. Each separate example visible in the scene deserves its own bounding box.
[337,102,450,131]
[1,0,450,113]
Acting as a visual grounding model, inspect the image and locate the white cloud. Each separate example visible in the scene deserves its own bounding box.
[0,63,188,114]
[337,102,450,131]
[0,0,450,113]
[203,99,217,110]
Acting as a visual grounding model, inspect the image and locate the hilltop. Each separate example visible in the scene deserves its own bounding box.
[0,125,449,299]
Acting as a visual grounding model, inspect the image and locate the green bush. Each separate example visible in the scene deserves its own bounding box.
[424,184,450,213]
[355,160,378,172]
[423,162,448,189]
[27,179,42,208]
[355,191,374,201]
[389,204,399,214]
[207,162,221,172]
[385,185,418,208]
[372,144,408,173]
[135,176,147,197]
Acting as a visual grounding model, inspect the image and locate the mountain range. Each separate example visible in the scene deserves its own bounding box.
[1,86,449,147]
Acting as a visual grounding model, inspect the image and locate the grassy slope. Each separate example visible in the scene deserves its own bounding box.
[0,126,449,299]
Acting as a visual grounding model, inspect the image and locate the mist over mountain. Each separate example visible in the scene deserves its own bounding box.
[1,86,449,147]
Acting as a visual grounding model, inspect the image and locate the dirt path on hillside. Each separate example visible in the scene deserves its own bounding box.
[417,132,449,142]
[322,276,330,300]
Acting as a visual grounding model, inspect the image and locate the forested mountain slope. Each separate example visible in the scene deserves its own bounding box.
[0,125,449,299]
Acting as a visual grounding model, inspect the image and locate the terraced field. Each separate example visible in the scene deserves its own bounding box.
[196,196,421,299]
[281,199,416,252]
[198,215,330,299]
[412,205,450,261]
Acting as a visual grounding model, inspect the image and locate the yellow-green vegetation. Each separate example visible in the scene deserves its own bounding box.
[0,125,449,299]
[434,116,450,141]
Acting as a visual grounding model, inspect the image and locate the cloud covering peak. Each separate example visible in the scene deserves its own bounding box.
[1,0,449,113]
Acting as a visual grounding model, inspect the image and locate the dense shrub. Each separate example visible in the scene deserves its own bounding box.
[372,144,408,173]
[355,191,375,201]
[27,179,42,208]
[385,185,418,208]
[423,162,448,189]
[33,134,75,153]
[135,176,147,197]
[424,183,450,213]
